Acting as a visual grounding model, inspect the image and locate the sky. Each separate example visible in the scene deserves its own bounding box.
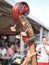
[5,0,49,30]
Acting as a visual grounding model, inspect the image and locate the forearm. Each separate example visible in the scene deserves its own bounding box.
[44,46,49,55]
[45,49,49,55]
[21,57,28,65]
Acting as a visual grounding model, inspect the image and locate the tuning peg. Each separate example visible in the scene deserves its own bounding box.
[10,24,16,32]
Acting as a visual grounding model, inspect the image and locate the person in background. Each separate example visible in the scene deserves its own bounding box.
[14,43,20,53]
[6,44,14,57]
[12,44,20,60]
[6,44,14,65]
[0,44,7,65]
[0,44,7,57]
[36,37,49,65]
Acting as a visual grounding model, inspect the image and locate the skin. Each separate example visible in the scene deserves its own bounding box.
[21,50,36,65]
[36,37,49,56]
[42,38,49,55]
[42,38,47,45]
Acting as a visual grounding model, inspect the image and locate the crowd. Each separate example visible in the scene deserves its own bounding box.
[0,36,49,65]
[0,42,20,65]
[0,43,19,57]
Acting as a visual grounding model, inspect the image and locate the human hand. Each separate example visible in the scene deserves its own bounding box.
[26,50,36,62]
